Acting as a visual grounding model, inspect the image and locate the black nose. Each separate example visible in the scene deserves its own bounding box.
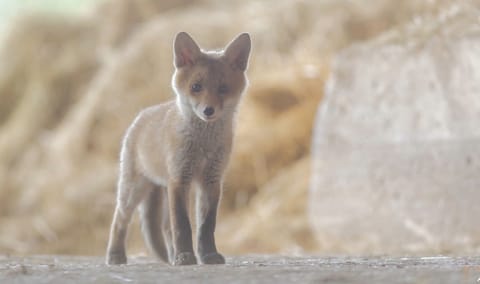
[204,107,215,117]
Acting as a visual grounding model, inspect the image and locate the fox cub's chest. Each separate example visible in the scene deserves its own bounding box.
[179,118,229,156]
[183,127,226,158]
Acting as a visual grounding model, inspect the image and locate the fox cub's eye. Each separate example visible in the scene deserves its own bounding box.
[191,83,202,93]
[218,85,228,95]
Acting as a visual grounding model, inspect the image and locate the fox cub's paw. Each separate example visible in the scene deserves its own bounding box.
[200,252,225,265]
[106,250,127,265]
[173,252,197,266]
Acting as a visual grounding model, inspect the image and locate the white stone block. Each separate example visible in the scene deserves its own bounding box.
[310,5,480,254]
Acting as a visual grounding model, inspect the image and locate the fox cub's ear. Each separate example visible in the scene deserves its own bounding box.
[174,32,201,68]
[224,33,251,71]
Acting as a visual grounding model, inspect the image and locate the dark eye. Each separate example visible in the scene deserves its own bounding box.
[191,83,202,93]
[218,85,228,95]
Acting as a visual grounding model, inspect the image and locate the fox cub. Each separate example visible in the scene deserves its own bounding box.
[106,32,251,266]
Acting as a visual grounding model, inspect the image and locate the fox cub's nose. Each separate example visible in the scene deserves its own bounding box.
[204,107,215,117]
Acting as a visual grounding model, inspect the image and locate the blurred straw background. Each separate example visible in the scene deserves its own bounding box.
[0,0,475,256]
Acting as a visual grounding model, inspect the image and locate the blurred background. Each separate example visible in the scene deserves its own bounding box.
[0,0,479,257]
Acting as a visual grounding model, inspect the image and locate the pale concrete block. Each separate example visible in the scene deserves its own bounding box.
[310,4,480,254]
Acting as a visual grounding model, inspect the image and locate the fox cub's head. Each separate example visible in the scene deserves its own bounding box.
[172,32,251,122]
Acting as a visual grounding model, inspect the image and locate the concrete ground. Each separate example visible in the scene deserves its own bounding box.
[1,255,479,284]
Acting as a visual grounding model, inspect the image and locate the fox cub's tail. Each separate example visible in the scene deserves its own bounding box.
[139,188,172,263]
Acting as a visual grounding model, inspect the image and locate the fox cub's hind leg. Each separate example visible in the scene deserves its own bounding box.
[106,173,151,265]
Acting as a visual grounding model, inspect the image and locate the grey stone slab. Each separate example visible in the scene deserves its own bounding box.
[1,255,479,284]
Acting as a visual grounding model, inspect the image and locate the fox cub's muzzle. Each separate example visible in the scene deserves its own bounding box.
[195,103,221,122]
[203,107,215,117]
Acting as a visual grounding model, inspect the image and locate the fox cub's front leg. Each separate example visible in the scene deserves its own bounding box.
[195,152,226,264]
[196,181,224,264]
[168,178,197,265]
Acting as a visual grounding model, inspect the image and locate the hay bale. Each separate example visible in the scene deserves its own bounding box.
[218,157,317,254]
[0,14,99,167]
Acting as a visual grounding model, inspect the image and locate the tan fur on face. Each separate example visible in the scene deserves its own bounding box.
[173,54,247,122]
